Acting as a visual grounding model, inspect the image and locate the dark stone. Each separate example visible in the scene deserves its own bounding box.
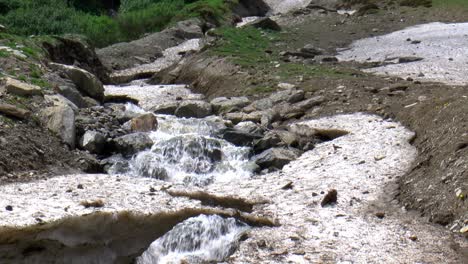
[42,36,110,83]
[112,133,153,156]
[5,205,13,211]
[253,148,302,170]
[249,17,281,31]
[222,128,263,147]
[321,189,338,207]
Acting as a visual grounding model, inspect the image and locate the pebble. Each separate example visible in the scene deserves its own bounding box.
[5,205,13,211]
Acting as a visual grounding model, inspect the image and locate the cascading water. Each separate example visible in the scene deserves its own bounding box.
[104,84,256,263]
[130,114,255,186]
[108,102,256,186]
[136,215,250,264]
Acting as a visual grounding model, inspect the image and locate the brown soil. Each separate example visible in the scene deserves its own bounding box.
[158,3,468,228]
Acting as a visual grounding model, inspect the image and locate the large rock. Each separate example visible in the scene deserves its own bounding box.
[269,89,305,104]
[253,148,302,170]
[3,78,42,97]
[233,0,270,17]
[42,36,110,83]
[40,104,76,148]
[175,100,212,118]
[248,17,281,31]
[174,19,204,39]
[300,44,324,56]
[80,130,107,154]
[49,63,104,101]
[0,104,30,119]
[55,85,88,108]
[254,130,300,153]
[112,133,153,156]
[234,121,264,134]
[130,113,158,132]
[221,128,263,147]
[210,96,250,114]
[150,102,178,115]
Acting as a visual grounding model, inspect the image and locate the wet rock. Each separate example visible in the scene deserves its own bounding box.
[150,102,179,115]
[4,77,42,97]
[247,17,281,31]
[101,154,130,174]
[130,113,158,132]
[210,97,250,115]
[175,100,212,118]
[40,103,76,148]
[234,121,264,134]
[221,128,263,147]
[49,63,104,101]
[174,19,204,39]
[80,131,107,154]
[0,104,30,119]
[253,148,302,170]
[112,133,153,156]
[5,205,12,211]
[321,189,338,207]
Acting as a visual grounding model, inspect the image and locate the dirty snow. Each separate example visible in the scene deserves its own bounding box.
[338,22,468,85]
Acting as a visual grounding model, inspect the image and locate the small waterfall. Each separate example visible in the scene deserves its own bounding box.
[136,215,250,264]
[123,113,255,186]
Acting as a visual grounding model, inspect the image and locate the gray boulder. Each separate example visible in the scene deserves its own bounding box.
[40,104,76,148]
[174,19,204,39]
[210,96,250,114]
[175,100,212,118]
[150,102,179,115]
[253,148,302,170]
[49,63,104,101]
[234,121,264,134]
[56,85,88,108]
[80,130,107,154]
[112,133,153,156]
[269,89,305,104]
[221,128,263,147]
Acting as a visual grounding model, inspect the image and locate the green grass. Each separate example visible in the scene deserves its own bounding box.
[432,0,468,8]
[211,26,279,67]
[0,49,9,57]
[211,26,351,93]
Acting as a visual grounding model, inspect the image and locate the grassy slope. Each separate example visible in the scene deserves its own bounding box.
[210,26,354,95]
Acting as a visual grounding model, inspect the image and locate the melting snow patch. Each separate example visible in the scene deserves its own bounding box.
[338,22,468,85]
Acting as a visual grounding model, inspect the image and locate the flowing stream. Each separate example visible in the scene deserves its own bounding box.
[104,88,257,262]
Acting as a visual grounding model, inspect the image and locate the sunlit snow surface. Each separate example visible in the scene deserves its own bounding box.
[338,22,468,85]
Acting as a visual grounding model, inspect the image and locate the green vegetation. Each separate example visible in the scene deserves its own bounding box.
[432,0,468,8]
[0,0,233,48]
[211,26,352,94]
